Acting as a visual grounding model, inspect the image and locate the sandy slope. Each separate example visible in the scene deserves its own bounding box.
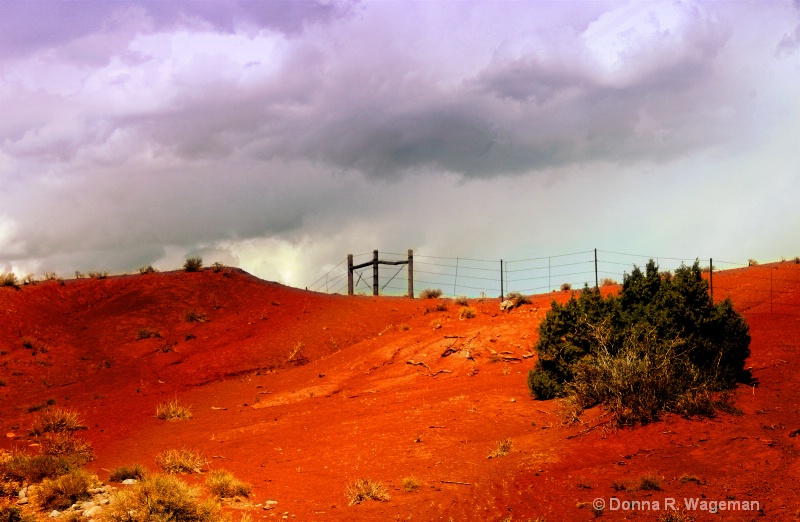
[2,263,800,521]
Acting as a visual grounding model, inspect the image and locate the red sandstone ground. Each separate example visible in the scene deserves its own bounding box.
[2,262,800,521]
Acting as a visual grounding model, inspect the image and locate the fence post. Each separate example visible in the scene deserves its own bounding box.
[709,258,713,301]
[373,250,379,296]
[407,249,414,298]
[594,248,598,289]
[500,259,504,301]
[347,254,354,295]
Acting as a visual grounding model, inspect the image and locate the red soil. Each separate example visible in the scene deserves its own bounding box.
[2,263,800,521]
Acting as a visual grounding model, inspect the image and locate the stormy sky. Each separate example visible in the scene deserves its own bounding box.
[1,0,799,290]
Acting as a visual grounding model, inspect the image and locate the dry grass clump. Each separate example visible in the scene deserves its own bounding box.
[506,291,531,307]
[1,273,19,288]
[459,306,476,319]
[601,277,618,287]
[138,265,157,275]
[638,474,662,491]
[103,474,222,522]
[183,257,203,272]
[136,326,162,340]
[40,432,94,465]
[30,407,85,435]
[155,448,206,474]
[184,309,207,323]
[109,464,148,483]
[0,506,35,522]
[487,437,513,459]
[419,288,442,299]
[0,452,71,484]
[560,282,572,291]
[156,399,193,421]
[659,511,695,522]
[345,478,390,505]
[87,271,108,279]
[205,470,252,498]
[454,296,469,306]
[401,476,420,492]
[38,468,95,510]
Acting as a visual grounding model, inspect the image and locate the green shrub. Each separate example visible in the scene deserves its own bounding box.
[138,265,157,275]
[183,257,203,272]
[109,464,148,483]
[528,260,750,426]
[103,474,221,522]
[560,282,572,291]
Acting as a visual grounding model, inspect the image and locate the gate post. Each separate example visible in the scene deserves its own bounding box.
[407,249,414,298]
[347,254,354,295]
[373,250,379,296]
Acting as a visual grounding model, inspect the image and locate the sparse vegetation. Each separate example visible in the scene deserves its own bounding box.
[600,277,618,287]
[156,399,193,421]
[506,291,531,307]
[434,301,448,312]
[74,271,84,279]
[22,274,36,285]
[560,282,572,291]
[39,432,95,465]
[136,326,162,340]
[102,474,222,522]
[138,265,157,275]
[38,468,94,510]
[205,469,252,498]
[30,407,85,435]
[184,308,207,322]
[155,448,206,474]
[184,257,203,272]
[528,260,750,426]
[87,270,108,279]
[659,511,695,522]
[748,258,759,266]
[420,288,443,299]
[455,296,469,306]
[211,262,225,273]
[109,463,149,483]
[401,476,420,492]
[345,478,390,505]
[487,437,513,458]
[459,306,476,319]
[1,273,18,288]
[44,272,59,281]
[638,474,662,491]
[0,452,72,483]
[0,506,35,522]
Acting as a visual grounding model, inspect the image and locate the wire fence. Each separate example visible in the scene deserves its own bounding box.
[307,250,800,314]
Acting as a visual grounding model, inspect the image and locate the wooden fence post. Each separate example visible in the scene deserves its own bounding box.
[709,258,713,301]
[373,250,379,296]
[347,254,354,296]
[594,248,598,289]
[408,249,414,298]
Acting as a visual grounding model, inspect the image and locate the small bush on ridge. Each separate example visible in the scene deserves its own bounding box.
[183,257,203,272]
[419,288,442,299]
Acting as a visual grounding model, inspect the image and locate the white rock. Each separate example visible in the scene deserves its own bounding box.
[49,510,61,518]
[84,506,103,518]
[121,478,138,485]
[18,487,27,499]
[81,501,96,510]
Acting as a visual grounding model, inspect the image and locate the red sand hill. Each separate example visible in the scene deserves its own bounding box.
[2,263,800,521]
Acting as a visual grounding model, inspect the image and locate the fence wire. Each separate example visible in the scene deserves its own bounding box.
[307,251,800,316]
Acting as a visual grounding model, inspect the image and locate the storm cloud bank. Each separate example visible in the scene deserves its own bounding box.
[1,1,798,286]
